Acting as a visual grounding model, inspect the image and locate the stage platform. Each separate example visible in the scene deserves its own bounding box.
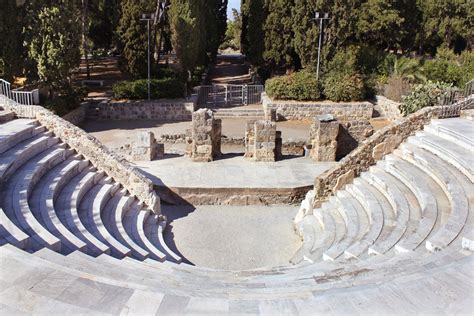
[135,155,336,206]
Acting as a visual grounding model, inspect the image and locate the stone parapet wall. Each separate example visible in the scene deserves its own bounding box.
[375,95,403,120]
[62,102,89,125]
[87,98,196,121]
[3,101,160,214]
[262,94,373,122]
[312,105,449,207]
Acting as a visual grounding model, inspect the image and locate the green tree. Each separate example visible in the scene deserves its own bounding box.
[24,2,81,97]
[356,0,404,50]
[263,0,298,70]
[241,0,267,66]
[169,0,204,75]
[117,0,151,78]
[0,0,25,82]
[205,0,228,61]
[417,0,473,53]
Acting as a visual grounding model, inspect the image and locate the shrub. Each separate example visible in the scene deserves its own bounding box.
[383,76,413,102]
[424,59,463,86]
[265,71,321,101]
[112,77,185,100]
[400,81,452,115]
[323,73,366,102]
[44,85,87,117]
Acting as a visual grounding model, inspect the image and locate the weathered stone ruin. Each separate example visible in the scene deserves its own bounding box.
[310,115,340,161]
[118,131,164,161]
[186,108,222,162]
[244,120,282,162]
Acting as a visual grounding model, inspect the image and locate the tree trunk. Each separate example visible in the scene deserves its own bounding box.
[82,0,90,80]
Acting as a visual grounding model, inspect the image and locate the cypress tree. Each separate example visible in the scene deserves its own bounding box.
[0,0,25,82]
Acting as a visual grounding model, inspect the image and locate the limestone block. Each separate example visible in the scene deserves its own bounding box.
[189,108,221,162]
[245,120,279,162]
[310,115,339,161]
[333,170,355,192]
[372,134,403,160]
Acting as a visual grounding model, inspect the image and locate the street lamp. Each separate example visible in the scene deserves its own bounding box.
[140,13,155,100]
[312,12,330,81]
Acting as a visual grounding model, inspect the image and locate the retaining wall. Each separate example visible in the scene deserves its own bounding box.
[262,94,373,121]
[87,98,197,121]
[375,95,403,120]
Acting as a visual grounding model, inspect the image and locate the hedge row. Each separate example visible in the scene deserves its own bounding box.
[112,78,184,100]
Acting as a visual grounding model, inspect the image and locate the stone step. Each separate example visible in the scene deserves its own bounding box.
[362,170,409,255]
[344,179,385,258]
[290,214,322,264]
[144,213,182,263]
[399,143,470,252]
[425,118,474,149]
[57,169,110,256]
[411,131,474,182]
[0,119,41,154]
[30,157,90,254]
[0,132,58,181]
[323,192,362,261]
[105,193,150,261]
[123,203,166,262]
[383,157,438,253]
[0,109,15,124]
[80,182,131,258]
[1,145,71,252]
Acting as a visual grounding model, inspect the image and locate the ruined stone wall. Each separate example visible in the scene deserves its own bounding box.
[116,132,164,162]
[375,95,403,120]
[188,109,222,162]
[310,117,339,161]
[313,105,448,206]
[336,120,375,159]
[262,94,373,121]
[62,102,89,125]
[3,100,161,214]
[87,98,196,121]
[245,120,280,161]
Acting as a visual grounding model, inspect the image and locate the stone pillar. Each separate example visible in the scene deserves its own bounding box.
[310,115,339,161]
[265,108,277,122]
[245,120,279,162]
[189,108,222,162]
[131,131,164,161]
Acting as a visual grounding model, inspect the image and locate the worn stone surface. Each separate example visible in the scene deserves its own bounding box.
[116,131,164,162]
[263,94,373,122]
[87,99,196,121]
[245,120,279,162]
[310,117,339,162]
[188,109,222,162]
[375,95,403,120]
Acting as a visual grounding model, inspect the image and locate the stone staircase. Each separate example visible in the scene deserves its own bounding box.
[0,111,473,313]
[0,117,181,263]
[293,117,473,264]
[212,106,265,120]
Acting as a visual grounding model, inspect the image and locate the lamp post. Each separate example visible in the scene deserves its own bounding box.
[312,12,330,81]
[140,13,155,100]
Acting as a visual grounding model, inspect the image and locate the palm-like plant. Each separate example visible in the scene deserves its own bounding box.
[390,58,427,83]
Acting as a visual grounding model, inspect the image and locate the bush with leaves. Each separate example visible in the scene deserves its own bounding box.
[265,71,321,101]
[44,85,88,117]
[113,78,185,100]
[400,81,452,115]
[323,73,366,102]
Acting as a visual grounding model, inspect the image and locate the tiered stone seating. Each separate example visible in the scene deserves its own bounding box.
[0,115,472,313]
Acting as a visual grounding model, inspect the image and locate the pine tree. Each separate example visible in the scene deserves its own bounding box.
[117,0,152,78]
[169,0,204,75]
[24,1,81,97]
[0,0,25,82]
[263,0,297,70]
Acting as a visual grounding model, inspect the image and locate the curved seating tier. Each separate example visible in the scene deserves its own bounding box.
[0,116,472,314]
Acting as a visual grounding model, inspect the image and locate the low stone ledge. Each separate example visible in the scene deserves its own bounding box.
[87,97,197,121]
[62,102,89,126]
[262,94,373,122]
[375,95,403,120]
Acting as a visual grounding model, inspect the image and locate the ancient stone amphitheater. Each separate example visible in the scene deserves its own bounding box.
[0,82,473,314]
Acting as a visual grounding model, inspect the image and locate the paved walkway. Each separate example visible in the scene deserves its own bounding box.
[162,204,302,270]
[136,155,336,189]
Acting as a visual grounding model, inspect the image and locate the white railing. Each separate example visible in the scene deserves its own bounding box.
[0,79,37,105]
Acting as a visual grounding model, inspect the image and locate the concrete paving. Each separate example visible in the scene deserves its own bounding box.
[162,204,302,270]
[136,155,336,189]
